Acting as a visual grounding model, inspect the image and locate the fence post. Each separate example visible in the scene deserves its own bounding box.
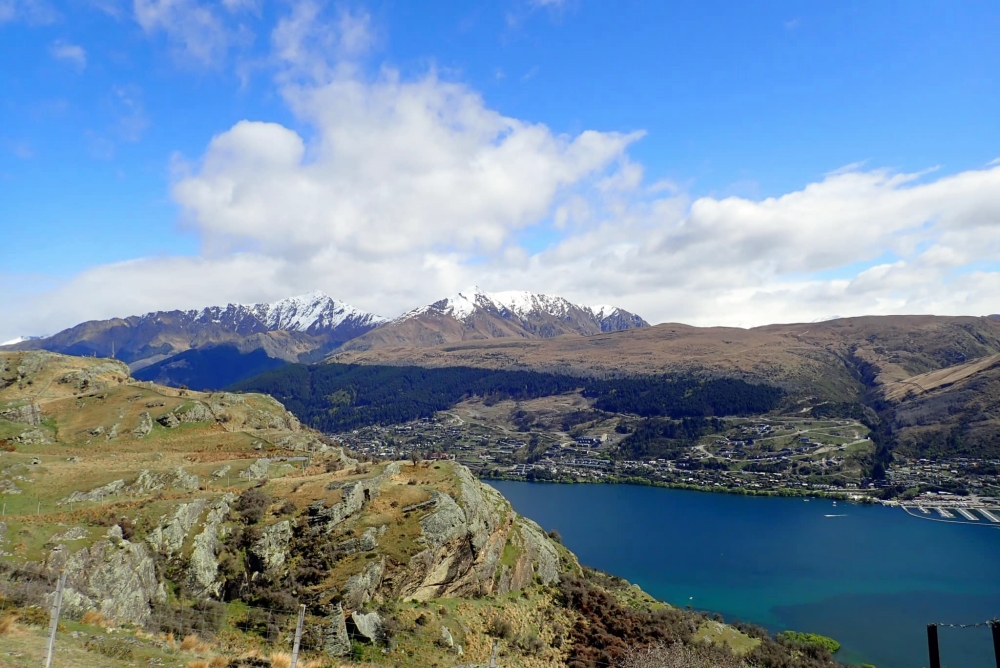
[44,570,67,668]
[927,624,941,668]
[990,620,1000,668]
[290,604,306,668]
[489,639,499,668]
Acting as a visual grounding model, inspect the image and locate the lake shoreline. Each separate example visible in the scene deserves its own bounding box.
[479,471,875,503]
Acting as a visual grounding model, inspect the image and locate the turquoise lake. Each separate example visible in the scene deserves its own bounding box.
[486,481,1000,668]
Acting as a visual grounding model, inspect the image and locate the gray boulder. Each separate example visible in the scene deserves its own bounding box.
[132,412,153,438]
[60,479,125,504]
[176,402,214,423]
[348,611,383,643]
[323,602,351,657]
[0,402,42,425]
[156,412,181,429]
[210,465,231,479]
[344,558,384,609]
[240,458,270,480]
[251,520,293,572]
[58,537,162,625]
[16,428,51,445]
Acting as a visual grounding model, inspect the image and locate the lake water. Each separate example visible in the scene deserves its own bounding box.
[486,481,1000,668]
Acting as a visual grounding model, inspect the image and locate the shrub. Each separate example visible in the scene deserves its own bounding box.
[487,617,513,640]
[84,637,135,660]
[618,642,748,668]
[16,606,49,626]
[777,630,841,654]
[237,488,271,524]
[118,516,137,540]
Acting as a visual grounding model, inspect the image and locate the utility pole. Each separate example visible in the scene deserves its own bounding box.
[44,570,67,668]
[290,604,306,668]
[489,639,499,668]
[990,620,1000,668]
[927,624,941,668]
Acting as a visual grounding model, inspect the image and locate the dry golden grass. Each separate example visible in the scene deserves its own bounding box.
[186,662,210,668]
[209,656,229,668]
[0,613,17,635]
[269,651,291,668]
[80,609,108,626]
[180,633,202,651]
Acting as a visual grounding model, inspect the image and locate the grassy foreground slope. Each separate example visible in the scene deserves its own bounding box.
[1,352,852,668]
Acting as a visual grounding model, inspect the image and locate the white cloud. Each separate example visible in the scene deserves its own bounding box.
[133,0,236,65]
[173,69,640,258]
[50,40,87,70]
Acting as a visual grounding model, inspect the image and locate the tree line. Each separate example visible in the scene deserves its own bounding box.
[230,363,784,433]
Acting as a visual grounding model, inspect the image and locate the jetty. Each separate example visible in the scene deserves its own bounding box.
[956,508,979,521]
[978,508,1000,523]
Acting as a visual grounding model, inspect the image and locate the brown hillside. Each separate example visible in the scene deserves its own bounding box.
[330,315,1000,402]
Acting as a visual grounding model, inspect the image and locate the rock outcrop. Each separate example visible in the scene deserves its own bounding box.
[323,603,351,657]
[344,558,385,608]
[132,412,153,438]
[54,536,163,625]
[309,462,400,533]
[251,520,293,572]
[240,458,270,480]
[348,611,383,643]
[60,479,126,504]
[187,494,235,597]
[0,402,42,425]
[147,499,208,556]
[127,467,200,494]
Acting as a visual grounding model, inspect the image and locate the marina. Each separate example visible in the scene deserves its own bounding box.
[900,503,1000,525]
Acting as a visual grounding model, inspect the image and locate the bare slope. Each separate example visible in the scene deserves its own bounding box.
[331,315,1000,402]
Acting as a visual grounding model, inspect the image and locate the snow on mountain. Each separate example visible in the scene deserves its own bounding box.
[162,291,386,334]
[1,335,43,346]
[395,287,645,328]
[251,291,387,333]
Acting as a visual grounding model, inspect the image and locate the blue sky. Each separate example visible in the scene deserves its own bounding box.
[1,0,999,339]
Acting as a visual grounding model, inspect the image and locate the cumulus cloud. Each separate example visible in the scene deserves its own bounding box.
[50,40,87,70]
[173,70,641,258]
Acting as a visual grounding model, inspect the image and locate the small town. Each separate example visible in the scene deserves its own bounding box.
[328,400,1000,510]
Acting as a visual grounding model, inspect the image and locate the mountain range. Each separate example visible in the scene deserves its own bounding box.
[2,288,649,389]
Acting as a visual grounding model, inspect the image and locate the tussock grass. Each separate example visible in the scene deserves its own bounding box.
[0,613,17,635]
[81,609,108,626]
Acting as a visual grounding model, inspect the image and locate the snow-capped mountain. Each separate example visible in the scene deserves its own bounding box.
[344,287,648,351]
[6,292,386,371]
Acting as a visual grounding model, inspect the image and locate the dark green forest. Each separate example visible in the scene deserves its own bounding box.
[583,376,784,417]
[230,363,784,433]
